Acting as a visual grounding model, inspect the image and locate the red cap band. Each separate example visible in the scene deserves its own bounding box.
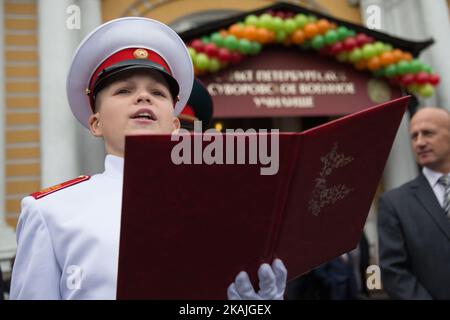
[88,48,173,109]
[181,104,196,117]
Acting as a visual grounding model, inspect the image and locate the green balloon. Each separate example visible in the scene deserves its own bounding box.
[407,84,419,93]
[311,35,325,49]
[419,84,434,97]
[294,14,308,28]
[396,60,411,75]
[385,64,398,77]
[410,59,422,73]
[374,68,384,77]
[201,36,210,44]
[224,35,239,50]
[308,15,317,22]
[349,48,363,63]
[259,13,273,29]
[245,14,258,26]
[301,39,312,49]
[383,44,393,52]
[283,19,297,34]
[336,26,349,40]
[195,53,210,70]
[337,52,349,62]
[249,41,262,55]
[422,65,433,73]
[362,44,376,59]
[188,47,197,60]
[373,41,385,55]
[211,32,224,47]
[238,38,252,54]
[275,30,287,43]
[272,17,284,32]
[208,58,221,72]
[324,30,338,45]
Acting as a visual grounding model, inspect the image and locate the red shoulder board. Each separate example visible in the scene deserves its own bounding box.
[30,175,90,200]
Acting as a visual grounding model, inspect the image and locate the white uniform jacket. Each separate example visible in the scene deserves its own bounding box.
[11,155,124,299]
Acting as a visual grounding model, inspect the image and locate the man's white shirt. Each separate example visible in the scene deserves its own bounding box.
[423,167,449,208]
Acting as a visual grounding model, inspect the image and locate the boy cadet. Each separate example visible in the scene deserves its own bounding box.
[10,17,287,300]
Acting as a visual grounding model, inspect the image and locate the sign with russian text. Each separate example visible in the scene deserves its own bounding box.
[200,46,402,118]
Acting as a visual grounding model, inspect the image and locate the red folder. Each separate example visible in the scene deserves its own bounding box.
[117,96,409,299]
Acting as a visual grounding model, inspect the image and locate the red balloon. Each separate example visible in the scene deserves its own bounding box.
[343,37,357,50]
[285,12,294,18]
[330,41,344,54]
[230,51,243,64]
[217,48,231,62]
[415,72,429,84]
[190,39,204,53]
[204,43,219,57]
[389,76,401,86]
[355,33,370,46]
[401,74,415,86]
[275,11,286,19]
[319,46,331,56]
[429,74,440,85]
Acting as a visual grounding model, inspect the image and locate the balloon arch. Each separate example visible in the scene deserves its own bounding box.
[185,8,439,98]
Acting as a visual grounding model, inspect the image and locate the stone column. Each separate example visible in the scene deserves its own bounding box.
[39,0,104,187]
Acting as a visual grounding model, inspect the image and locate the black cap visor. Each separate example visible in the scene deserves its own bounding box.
[92,59,180,109]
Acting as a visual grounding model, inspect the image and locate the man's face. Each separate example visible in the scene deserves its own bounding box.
[88,71,180,157]
[409,108,450,173]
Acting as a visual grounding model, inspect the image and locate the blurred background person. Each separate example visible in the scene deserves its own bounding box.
[378,107,450,299]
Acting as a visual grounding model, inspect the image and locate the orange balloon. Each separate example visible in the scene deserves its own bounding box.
[229,24,244,38]
[380,51,394,67]
[291,29,306,44]
[219,29,228,37]
[283,38,292,46]
[403,52,413,61]
[317,19,331,34]
[304,23,319,38]
[355,59,367,70]
[367,56,381,71]
[391,49,403,63]
[242,25,258,41]
[266,30,276,43]
[256,28,272,44]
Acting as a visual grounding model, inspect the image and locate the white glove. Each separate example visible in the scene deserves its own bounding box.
[227,258,287,300]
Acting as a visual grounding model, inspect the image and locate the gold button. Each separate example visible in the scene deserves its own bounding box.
[85,88,91,95]
[133,48,148,59]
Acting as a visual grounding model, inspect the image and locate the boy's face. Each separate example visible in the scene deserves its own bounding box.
[88,70,180,157]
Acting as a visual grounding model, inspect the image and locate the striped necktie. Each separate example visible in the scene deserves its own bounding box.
[438,175,450,217]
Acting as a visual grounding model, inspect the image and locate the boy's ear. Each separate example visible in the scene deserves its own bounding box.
[88,113,103,137]
[172,116,181,131]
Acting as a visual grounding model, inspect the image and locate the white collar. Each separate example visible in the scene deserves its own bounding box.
[423,167,447,187]
[103,154,124,179]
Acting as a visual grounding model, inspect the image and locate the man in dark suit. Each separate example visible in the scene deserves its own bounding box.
[0,264,4,300]
[378,107,450,299]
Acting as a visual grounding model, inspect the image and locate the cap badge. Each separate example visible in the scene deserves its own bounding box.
[133,48,148,59]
